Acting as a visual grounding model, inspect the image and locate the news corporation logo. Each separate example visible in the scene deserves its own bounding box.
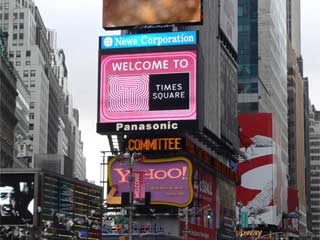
[103,37,113,48]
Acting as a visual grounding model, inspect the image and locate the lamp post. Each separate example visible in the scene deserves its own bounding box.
[122,151,141,240]
[127,153,134,240]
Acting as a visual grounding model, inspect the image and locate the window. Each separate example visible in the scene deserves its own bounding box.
[4,3,8,9]
[13,33,18,40]
[29,102,35,109]
[23,70,28,77]
[19,12,24,19]
[29,113,34,120]
[19,33,23,40]
[3,23,8,31]
[30,83,35,88]
[9,51,14,58]
[29,123,34,130]
[4,13,8,20]
[16,51,21,57]
[13,23,18,30]
[16,61,21,66]
[26,50,31,57]
[19,23,24,29]
[30,70,36,77]
[13,12,18,19]
[25,61,30,65]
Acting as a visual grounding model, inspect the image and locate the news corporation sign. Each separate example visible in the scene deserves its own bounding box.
[100,31,197,49]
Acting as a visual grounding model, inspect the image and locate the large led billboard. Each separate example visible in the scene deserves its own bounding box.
[97,46,197,134]
[0,173,35,225]
[103,0,202,30]
[108,157,193,207]
[40,173,103,240]
[237,113,287,226]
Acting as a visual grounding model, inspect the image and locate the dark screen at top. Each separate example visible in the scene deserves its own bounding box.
[103,0,201,29]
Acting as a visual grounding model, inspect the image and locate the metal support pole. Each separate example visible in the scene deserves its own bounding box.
[183,207,188,240]
[128,156,133,240]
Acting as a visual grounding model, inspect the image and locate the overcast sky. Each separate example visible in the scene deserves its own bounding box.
[35,1,320,184]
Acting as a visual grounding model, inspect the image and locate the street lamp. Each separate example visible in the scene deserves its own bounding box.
[121,151,142,240]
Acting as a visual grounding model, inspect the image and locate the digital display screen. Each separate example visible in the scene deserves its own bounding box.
[100,31,198,49]
[41,174,103,239]
[103,0,202,30]
[0,173,35,225]
[97,47,198,134]
[108,157,193,207]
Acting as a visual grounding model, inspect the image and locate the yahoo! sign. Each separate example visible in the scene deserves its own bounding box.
[97,47,197,134]
[108,157,193,207]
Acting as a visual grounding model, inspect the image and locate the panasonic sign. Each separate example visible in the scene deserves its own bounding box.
[100,31,197,49]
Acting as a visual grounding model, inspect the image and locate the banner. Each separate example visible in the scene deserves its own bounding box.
[237,113,287,226]
[132,171,145,203]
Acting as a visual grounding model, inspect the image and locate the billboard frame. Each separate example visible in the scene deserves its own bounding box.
[107,156,193,208]
[0,169,40,227]
[97,44,199,135]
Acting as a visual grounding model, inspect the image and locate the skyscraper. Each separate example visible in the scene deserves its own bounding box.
[238,0,288,232]
[0,0,86,180]
[238,0,288,160]
[309,105,320,239]
[2,0,50,157]
[0,31,17,167]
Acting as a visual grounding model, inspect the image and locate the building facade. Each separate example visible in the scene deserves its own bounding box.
[287,42,308,235]
[14,73,31,167]
[1,0,86,179]
[2,0,50,157]
[309,105,320,239]
[237,0,289,233]
[0,31,17,167]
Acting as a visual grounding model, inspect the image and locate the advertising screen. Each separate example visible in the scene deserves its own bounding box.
[103,0,202,30]
[108,157,193,207]
[41,174,102,240]
[0,173,35,225]
[97,47,197,134]
[237,113,287,226]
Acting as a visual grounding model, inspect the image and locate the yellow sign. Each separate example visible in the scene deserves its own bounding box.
[127,137,183,151]
[236,229,263,238]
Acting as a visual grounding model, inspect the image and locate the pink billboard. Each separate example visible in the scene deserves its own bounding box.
[237,113,287,226]
[98,49,197,134]
[108,157,193,207]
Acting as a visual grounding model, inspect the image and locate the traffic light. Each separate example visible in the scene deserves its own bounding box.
[207,208,212,220]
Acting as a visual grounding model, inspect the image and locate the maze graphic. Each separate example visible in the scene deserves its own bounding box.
[108,75,149,112]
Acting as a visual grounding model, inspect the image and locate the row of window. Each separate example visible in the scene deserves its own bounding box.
[23,70,36,77]
[0,12,24,19]
[311,156,320,161]
[12,32,24,40]
[13,22,24,30]
[15,60,31,66]
[311,141,320,146]
[9,50,31,58]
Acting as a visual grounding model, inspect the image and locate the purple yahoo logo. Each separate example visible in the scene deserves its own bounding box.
[108,157,193,207]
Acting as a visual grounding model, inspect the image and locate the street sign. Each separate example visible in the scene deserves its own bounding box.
[240,212,248,228]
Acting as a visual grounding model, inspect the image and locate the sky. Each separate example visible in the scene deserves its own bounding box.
[35,1,320,185]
